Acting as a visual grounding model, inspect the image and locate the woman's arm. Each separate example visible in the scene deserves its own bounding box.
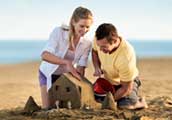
[76,66,86,76]
[42,51,81,80]
[41,51,67,65]
[77,41,91,76]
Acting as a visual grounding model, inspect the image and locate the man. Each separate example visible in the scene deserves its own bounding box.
[92,23,148,109]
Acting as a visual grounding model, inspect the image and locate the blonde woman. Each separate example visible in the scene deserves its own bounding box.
[39,6,93,109]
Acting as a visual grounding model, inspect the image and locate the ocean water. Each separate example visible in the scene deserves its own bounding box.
[0,40,46,64]
[0,40,172,64]
[129,40,172,58]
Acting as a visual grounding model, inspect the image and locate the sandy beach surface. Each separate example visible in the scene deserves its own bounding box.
[0,58,172,119]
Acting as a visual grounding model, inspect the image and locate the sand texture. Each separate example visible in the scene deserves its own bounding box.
[0,58,172,119]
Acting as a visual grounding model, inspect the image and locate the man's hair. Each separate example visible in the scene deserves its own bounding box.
[95,23,118,43]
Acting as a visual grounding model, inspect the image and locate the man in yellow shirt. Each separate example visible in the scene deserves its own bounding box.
[92,23,148,109]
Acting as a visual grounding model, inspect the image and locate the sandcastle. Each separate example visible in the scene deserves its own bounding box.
[24,73,117,112]
[48,73,101,109]
[48,73,117,110]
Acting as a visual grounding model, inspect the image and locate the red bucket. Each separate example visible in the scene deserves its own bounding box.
[93,78,115,94]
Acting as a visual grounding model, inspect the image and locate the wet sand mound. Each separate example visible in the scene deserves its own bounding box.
[0,96,172,120]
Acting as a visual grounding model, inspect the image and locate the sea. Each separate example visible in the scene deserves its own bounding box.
[0,40,172,64]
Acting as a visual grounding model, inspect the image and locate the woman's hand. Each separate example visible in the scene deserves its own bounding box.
[64,60,81,80]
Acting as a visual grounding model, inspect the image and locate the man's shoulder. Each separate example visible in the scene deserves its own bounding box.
[118,38,135,55]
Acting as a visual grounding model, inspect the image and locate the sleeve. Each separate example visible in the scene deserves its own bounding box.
[41,27,61,54]
[115,55,138,82]
[78,41,92,67]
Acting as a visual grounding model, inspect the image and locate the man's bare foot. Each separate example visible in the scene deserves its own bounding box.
[119,97,148,110]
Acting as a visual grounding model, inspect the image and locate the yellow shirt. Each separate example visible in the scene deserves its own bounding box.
[93,37,139,85]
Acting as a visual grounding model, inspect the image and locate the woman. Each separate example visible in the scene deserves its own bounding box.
[39,6,93,109]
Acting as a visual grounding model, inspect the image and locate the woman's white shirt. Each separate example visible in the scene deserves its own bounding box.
[39,26,92,91]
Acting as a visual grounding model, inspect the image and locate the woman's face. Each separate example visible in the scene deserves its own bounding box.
[73,18,93,37]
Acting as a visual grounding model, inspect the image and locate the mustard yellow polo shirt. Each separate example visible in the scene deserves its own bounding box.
[93,37,139,85]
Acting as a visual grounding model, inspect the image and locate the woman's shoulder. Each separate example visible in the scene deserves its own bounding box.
[80,36,92,47]
[49,25,69,39]
[50,26,61,35]
[51,24,69,33]
[61,24,69,31]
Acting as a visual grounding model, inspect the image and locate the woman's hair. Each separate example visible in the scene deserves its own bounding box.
[95,23,118,44]
[68,6,93,47]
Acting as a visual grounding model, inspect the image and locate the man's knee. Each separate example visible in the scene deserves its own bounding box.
[134,77,141,88]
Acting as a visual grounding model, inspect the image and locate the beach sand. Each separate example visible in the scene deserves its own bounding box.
[0,58,172,119]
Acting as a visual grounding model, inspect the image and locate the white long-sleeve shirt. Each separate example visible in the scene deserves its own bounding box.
[39,26,92,90]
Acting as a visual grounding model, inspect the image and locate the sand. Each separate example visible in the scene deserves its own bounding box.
[0,58,172,119]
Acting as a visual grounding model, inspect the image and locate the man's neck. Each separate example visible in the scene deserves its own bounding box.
[109,37,121,54]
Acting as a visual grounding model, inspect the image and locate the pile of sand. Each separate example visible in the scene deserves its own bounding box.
[0,58,172,119]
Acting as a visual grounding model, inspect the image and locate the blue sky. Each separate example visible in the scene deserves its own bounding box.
[0,0,172,40]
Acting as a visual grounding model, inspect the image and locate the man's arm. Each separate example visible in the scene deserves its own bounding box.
[92,49,103,77]
[92,49,100,68]
[114,81,133,101]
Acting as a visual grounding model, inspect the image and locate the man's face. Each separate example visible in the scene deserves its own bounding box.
[96,37,119,54]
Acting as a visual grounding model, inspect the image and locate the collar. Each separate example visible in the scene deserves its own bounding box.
[109,37,122,54]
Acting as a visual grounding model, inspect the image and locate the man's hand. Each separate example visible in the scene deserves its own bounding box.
[93,67,103,77]
[114,81,133,101]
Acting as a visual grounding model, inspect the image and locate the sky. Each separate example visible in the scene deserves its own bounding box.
[0,0,172,40]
